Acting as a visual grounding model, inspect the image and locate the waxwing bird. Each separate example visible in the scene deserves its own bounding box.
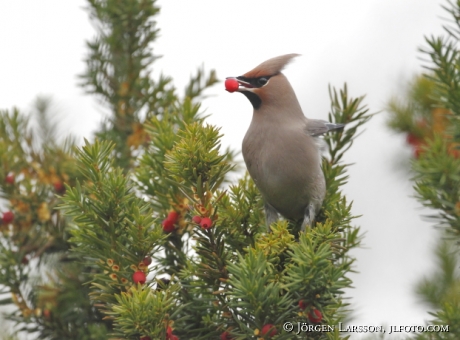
[226,54,344,230]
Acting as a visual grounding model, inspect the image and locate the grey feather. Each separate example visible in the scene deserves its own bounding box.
[264,203,280,230]
[305,119,345,137]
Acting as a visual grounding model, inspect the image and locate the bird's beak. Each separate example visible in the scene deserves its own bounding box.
[226,77,253,92]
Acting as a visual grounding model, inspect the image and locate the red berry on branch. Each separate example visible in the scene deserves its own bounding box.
[162,218,175,233]
[406,134,426,158]
[132,271,146,284]
[412,141,426,159]
[2,211,14,224]
[53,181,65,194]
[406,133,422,146]
[451,149,460,158]
[167,211,179,223]
[225,78,239,93]
[166,326,179,340]
[298,299,307,310]
[308,309,323,324]
[5,173,15,184]
[200,217,213,229]
[142,256,152,266]
[220,331,232,340]
[192,215,202,224]
[261,324,277,337]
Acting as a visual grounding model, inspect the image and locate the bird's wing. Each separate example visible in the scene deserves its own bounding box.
[304,119,345,137]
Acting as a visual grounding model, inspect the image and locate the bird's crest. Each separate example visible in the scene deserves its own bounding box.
[243,53,300,78]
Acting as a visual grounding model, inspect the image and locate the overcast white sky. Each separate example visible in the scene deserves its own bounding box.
[0,0,450,338]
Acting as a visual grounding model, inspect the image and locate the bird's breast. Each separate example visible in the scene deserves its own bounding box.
[242,123,324,220]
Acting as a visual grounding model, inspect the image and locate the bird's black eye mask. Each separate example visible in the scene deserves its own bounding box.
[236,75,273,88]
[235,74,276,110]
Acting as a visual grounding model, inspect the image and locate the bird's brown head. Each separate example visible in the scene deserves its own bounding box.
[225,53,300,110]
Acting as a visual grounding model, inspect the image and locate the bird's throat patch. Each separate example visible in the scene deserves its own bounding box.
[241,91,262,110]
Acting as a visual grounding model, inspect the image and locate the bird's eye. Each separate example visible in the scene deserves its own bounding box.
[257,77,268,86]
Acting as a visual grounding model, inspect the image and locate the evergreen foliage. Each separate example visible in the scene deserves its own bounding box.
[0,102,108,338]
[413,1,460,337]
[386,1,460,338]
[58,84,369,340]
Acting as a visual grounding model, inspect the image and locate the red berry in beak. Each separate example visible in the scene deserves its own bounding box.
[225,78,239,92]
